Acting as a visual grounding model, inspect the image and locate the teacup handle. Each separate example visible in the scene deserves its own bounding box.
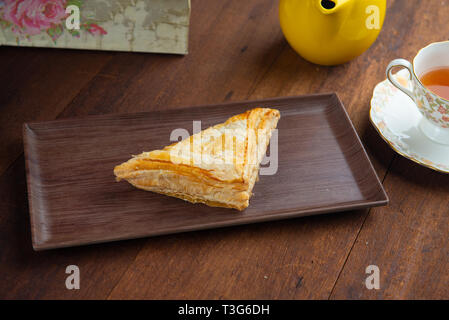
[386,59,415,101]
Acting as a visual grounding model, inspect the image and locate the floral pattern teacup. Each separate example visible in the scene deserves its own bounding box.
[386,41,449,145]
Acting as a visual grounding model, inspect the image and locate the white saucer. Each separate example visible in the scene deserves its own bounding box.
[370,69,449,173]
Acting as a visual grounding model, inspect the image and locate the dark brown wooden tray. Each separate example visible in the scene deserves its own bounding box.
[23,94,388,250]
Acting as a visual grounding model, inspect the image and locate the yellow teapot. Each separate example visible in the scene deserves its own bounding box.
[279,0,386,65]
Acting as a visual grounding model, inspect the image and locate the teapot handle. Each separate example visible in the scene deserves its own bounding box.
[386,59,415,101]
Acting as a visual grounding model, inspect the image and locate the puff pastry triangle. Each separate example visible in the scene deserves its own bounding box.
[114,108,280,210]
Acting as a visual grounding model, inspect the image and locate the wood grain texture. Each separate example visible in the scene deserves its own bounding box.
[24,95,387,250]
[329,0,449,299]
[0,0,447,299]
[0,156,147,299]
[107,210,371,299]
[330,157,449,299]
[0,47,113,177]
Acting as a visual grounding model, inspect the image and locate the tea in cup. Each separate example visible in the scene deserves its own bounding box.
[386,41,449,144]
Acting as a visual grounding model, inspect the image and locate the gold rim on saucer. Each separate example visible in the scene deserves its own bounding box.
[370,71,449,174]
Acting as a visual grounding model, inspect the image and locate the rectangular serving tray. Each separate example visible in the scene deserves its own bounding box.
[24,94,388,250]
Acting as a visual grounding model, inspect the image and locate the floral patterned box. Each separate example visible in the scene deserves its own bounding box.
[0,0,191,54]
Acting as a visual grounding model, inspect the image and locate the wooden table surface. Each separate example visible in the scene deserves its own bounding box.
[0,0,448,300]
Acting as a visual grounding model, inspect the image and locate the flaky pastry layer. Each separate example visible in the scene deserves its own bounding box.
[114,108,280,210]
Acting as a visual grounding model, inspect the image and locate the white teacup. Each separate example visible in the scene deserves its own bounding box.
[386,41,449,145]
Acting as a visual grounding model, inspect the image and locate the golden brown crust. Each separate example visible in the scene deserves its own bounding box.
[114,107,280,211]
[145,190,248,211]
